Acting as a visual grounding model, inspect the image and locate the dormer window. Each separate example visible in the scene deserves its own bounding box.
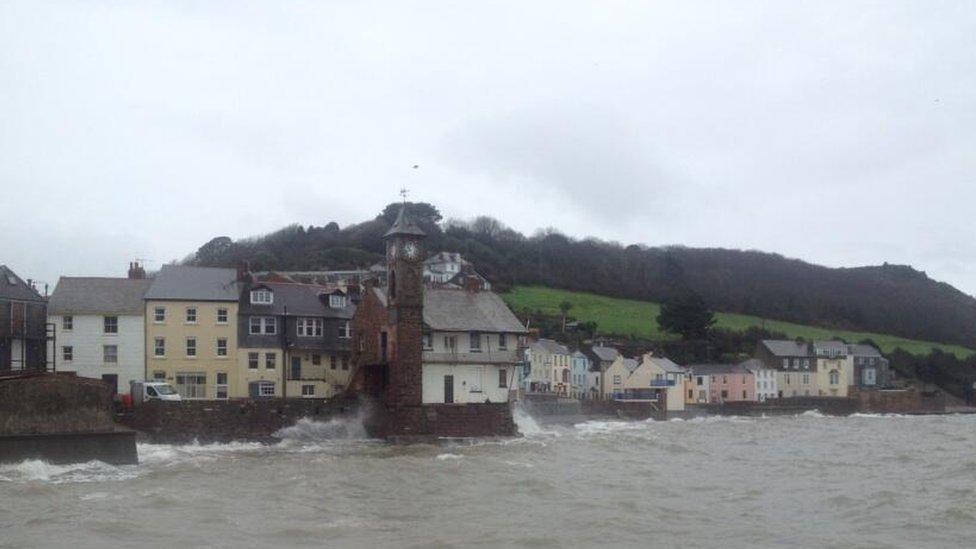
[329,294,347,308]
[251,289,273,305]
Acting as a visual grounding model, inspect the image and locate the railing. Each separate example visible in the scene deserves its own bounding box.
[649,379,676,387]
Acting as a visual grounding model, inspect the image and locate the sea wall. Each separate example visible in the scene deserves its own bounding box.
[378,403,518,440]
[119,397,359,443]
[0,374,114,435]
[705,397,860,416]
[856,388,945,414]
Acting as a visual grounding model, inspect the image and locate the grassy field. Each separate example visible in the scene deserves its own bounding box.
[503,286,976,359]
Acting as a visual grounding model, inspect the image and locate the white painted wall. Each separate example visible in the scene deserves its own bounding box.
[753,368,778,401]
[422,363,513,404]
[49,313,144,393]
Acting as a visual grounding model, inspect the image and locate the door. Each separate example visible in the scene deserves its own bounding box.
[444,375,454,404]
[291,357,302,380]
[102,374,118,398]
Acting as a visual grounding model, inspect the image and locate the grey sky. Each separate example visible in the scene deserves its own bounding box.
[2,2,974,295]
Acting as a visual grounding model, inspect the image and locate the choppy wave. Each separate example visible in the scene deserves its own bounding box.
[274,414,370,441]
[0,459,139,484]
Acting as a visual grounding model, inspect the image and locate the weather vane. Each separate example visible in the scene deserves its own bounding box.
[400,187,409,203]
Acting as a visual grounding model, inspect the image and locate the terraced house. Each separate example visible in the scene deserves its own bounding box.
[0,265,49,372]
[237,280,355,399]
[144,266,239,399]
[47,267,151,395]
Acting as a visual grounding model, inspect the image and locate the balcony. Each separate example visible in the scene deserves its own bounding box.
[649,379,676,388]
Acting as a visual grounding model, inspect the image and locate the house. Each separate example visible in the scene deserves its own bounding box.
[847,343,889,389]
[685,369,710,404]
[602,355,638,400]
[756,339,816,398]
[741,358,778,402]
[524,338,571,395]
[424,252,492,290]
[586,367,602,401]
[570,350,590,399]
[586,345,620,399]
[687,363,756,403]
[47,267,152,395]
[144,265,240,399]
[0,265,49,372]
[624,354,686,411]
[237,281,355,399]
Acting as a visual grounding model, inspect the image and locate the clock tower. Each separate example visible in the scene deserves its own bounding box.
[382,203,426,408]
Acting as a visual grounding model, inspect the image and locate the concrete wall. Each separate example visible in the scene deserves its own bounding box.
[0,374,114,435]
[857,388,946,414]
[119,397,358,443]
[421,363,512,404]
[50,313,144,393]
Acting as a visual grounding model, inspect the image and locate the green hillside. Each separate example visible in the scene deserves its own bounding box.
[503,286,976,359]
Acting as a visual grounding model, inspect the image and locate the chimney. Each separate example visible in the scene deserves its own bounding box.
[236,260,252,282]
[128,261,146,279]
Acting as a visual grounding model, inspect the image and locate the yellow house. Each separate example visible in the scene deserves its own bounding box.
[812,341,855,397]
[624,354,686,411]
[144,266,241,399]
[602,356,637,399]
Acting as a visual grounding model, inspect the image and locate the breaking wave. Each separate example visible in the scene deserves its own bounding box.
[273,414,370,442]
[0,459,139,484]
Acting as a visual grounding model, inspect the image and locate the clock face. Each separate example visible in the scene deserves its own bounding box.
[402,241,420,261]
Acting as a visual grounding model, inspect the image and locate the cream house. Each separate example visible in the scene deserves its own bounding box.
[812,341,855,397]
[144,266,240,399]
[624,354,686,411]
[602,355,638,400]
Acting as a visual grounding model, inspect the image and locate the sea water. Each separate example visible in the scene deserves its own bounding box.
[2,412,975,548]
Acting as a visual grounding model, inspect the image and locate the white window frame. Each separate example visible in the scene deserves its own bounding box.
[62,316,73,331]
[103,344,118,364]
[297,318,323,337]
[103,316,118,334]
[216,308,228,324]
[258,381,276,397]
[216,338,228,357]
[154,307,166,323]
[185,307,197,324]
[154,337,165,357]
[498,333,507,350]
[186,337,197,358]
[301,384,316,397]
[248,352,259,369]
[422,333,433,350]
[62,345,73,362]
[265,352,276,370]
[338,321,351,339]
[329,294,347,308]
[469,332,481,352]
[251,289,273,305]
[215,372,228,399]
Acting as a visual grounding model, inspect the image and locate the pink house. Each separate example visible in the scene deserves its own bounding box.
[688,363,755,403]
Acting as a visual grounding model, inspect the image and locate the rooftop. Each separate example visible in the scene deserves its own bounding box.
[374,287,526,333]
[144,265,239,302]
[761,339,811,357]
[0,265,46,303]
[48,277,152,315]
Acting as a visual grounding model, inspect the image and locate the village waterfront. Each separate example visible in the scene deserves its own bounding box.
[3,411,976,549]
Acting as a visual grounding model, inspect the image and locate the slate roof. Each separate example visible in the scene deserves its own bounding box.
[848,343,883,357]
[383,204,426,238]
[531,338,571,355]
[240,282,355,318]
[623,358,639,373]
[144,265,239,302]
[761,339,811,357]
[425,289,526,333]
[646,356,685,374]
[48,277,152,315]
[0,265,46,303]
[687,363,746,375]
[739,358,768,372]
[813,340,849,356]
[591,346,620,363]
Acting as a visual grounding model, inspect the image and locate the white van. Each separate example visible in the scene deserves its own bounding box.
[130,380,183,404]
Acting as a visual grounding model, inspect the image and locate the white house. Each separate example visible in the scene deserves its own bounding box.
[47,274,152,395]
[741,358,778,402]
[525,338,571,395]
[416,289,527,404]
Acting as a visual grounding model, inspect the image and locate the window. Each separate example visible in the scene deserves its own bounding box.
[802,374,810,384]
[175,372,207,399]
[216,372,228,399]
[329,294,347,308]
[185,307,197,323]
[499,369,508,388]
[338,321,350,339]
[470,332,481,352]
[265,353,276,369]
[341,356,349,370]
[103,345,118,363]
[445,336,457,352]
[782,358,788,368]
[422,333,433,350]
[250,316,276,335]
[154,307,166,323]
[297,318,323,337]
[302,384,316,397]
[217,308,228,324]
[829,370,840,385]
[103,316,118,334]
[471,367,483,392]
[259,381,275,397]
[498,333,507,349]
[154,337,165,357]
[185,338,197,357]
[613,375,621,385]
[742,390,747,399]
[251,289,273,304]
[216,338,227,357]
[152,370,166,381]
[330,355,337,370]
[62,316,73,330]
[723,376,728,383]
[721,390,729,399]
[312,354,321,366]
[62,346,73,361]
[802,359,810,370]
[248,352,259,369]
[696,376,703,386]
